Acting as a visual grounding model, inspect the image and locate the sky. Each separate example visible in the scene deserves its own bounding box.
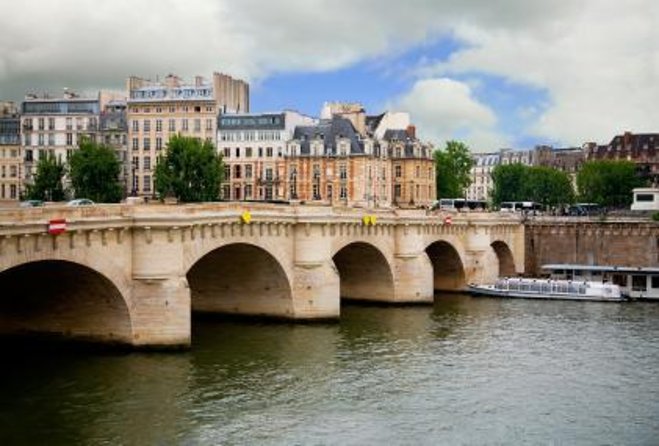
[1,0,658,152]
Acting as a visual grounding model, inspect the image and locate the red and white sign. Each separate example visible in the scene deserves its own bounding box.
[48,219,67,235]
[443,215,453,225]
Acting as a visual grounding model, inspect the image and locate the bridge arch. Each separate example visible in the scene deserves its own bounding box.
[187,242,294,317]
[0,260,133,344]
[491,240,516,277]
[332,242,395,302]
[425,240,467,291]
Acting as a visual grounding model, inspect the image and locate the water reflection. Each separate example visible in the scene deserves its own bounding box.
[0,295,658,445]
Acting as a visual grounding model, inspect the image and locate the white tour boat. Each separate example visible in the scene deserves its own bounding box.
[468,277,624,302]
[542,264,659,300]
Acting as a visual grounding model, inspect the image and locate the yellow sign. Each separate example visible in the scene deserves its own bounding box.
[241,211,252,224]
[362,215,377,226]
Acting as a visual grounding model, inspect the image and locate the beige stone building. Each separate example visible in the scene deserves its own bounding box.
[218,111,315,201]
[127,72,249,196]
[0,102,21,201]
[286,114,435,208]
[20,91,104,196]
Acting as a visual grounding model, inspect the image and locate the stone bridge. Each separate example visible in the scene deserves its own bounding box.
[0,203,524,348]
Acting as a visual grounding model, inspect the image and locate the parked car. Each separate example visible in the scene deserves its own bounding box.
[67,198,95,206]
[20,199,44,207]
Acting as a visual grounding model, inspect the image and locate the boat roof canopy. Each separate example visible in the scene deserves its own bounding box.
[542,264,659,274]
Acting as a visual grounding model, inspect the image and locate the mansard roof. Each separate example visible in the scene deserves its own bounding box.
[292,116,364,155]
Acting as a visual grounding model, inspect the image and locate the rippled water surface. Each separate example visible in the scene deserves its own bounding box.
[1,294,658,445]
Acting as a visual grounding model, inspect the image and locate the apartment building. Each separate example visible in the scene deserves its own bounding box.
[20,91,101,191]
[126,72,249,195]
[218,111,315,201]
[584,131,659,184]
[285,115,435,208]
[99,97,129,192]
[0,102,21,201]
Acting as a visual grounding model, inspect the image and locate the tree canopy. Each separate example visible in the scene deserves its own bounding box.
[25,154,66,201]
[69,139,123,203]
[435,140,473,199]
[154,135,223,202]
[491,163,575,208]
[576,160,642,208]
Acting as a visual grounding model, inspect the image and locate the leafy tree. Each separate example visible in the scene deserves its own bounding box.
[525,166,575,208]
[435,140,473,198]
[576,160,642,208]
[490,163,528,206]
[25,154,66,201]
[69,139,123,203]
[154,135,223,202]
[491,163,575,208]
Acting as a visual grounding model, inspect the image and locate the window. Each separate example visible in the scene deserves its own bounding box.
[245,164,253,178]
[143,175,151,193]
[194,119,201,132]
[143,138,151,150]
[223,148,230,158]
[168,119,176,132]
[182,119,189,131]
[339,164,347,180]
[144,156,151,171]
[258,147,263,157]
[234,165,242,179]
[132,120,139,132]
[48,134,55,145]
[266,147,273,157]
[246,147,253,157]
[224,165,230,179]
[340,186,347,199]
[205,119,213,131]
[652,276,659,289]
[143,120,151,132]
[66,118,72,130]
[395,165,402,178]
[632,275,647,291]
[132,138,139,151]
[48,118,55,130]
[38,118,44,130]
[245,184,253,198]
[235,147,240,158]
[416,166,420,178]
[394,184,402,198]
[38,134,44,146]
[156,120,162,132]
[169,106,176,113]
[265,168,273,181]
[636,194,654,202]
[156,137,162,151]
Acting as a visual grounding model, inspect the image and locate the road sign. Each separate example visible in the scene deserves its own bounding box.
[48,219,67,235]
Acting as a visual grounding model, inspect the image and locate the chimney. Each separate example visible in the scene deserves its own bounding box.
[406,125,416,139]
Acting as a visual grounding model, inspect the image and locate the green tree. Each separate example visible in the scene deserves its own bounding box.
[577,160,642,208]
[25,154,66,201]
[69,139,123,203]
[154,135,223,202]
[525,166,575,208]
[490,163,528,206]
[435,140,473,198]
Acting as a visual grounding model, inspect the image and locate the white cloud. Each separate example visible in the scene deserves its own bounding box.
[0,0,656,148]
[391,78,508,151]
[422,0,659,145]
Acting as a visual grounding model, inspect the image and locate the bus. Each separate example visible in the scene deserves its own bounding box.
[500,201,543,214]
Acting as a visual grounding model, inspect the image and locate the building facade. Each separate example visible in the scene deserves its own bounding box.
[466,152,500,202]
[20,91,101,195]
[584,131,659,185]
[99,97,129,193]
[127,72,249,196]
[0,102,21,201]
[285,116,434,208]
[218,111,315,201]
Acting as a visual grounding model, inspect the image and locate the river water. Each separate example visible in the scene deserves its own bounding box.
[1,294,658,445]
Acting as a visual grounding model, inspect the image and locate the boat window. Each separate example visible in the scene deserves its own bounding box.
[612,274,627,287]
[574,270,582,277]
[591,271,602,279]
[652,276,659,289]
[632,275,647,291]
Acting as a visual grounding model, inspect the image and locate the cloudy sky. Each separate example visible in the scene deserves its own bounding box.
[1,0,657,151]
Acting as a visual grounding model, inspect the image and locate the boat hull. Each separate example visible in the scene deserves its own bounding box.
[468,284,626,302]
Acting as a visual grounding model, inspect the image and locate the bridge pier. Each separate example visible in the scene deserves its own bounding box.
[130,277,191,349]
[393,225,434,303]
